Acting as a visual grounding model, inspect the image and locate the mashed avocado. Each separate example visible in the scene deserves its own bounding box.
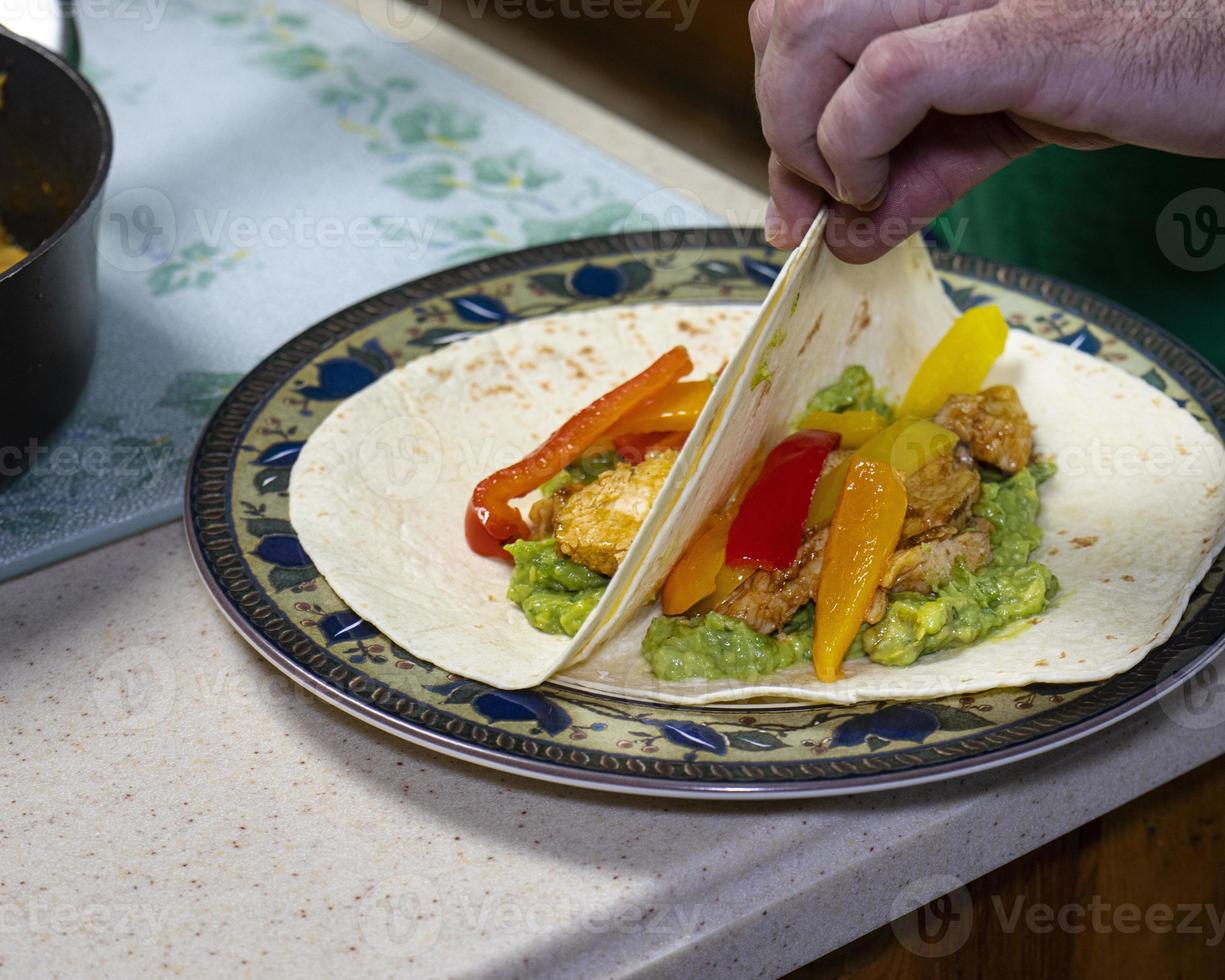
[642,464,1058,679]
[505,538,608,636]
[645,606,814,682]
[540,452,620,497]
[804,365,893,419]
[858,463,1057,666]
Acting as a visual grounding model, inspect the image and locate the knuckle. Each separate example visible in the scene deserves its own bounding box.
[858,34,926,95]
[748,0,773,41]
[772,0,830,38]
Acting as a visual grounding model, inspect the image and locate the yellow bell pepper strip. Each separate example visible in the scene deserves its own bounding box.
[898,305,1009,419]
[807,418,958,529]
[692,564,754,615]
[466,346,693,560]
[606,379,713,438]
[797,409,887,449]
[813,458,908,682]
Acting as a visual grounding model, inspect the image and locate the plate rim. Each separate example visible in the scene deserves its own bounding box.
[184,226,1225,799]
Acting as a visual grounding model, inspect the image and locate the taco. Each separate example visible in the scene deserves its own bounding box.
[291,226,1225,704]
[289,219,833,689]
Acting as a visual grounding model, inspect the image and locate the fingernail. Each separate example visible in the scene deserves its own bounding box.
[764,198,783,246]
[835,178,887,213]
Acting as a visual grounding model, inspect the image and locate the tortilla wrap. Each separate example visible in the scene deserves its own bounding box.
[292,229,1225,704]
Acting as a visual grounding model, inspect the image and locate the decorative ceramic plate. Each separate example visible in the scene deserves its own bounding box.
[186,228,1225,799]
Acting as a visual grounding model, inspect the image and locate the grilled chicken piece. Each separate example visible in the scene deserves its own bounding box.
[935,385,1033,474]
[553,451,677,576]
[717,526,829,635]
[864,588,888,625]
[881,518,993,594]
[901,445,981,543]
[529,495,558,539]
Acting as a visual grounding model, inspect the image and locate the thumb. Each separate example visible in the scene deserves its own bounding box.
[823,111,1041,263]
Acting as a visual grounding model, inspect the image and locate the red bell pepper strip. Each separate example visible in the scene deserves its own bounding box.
[465,346,693,559]
[725,430,842,572]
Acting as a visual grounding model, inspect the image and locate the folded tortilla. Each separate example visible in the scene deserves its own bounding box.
[290,217,832,689]
[292,227,1225,704]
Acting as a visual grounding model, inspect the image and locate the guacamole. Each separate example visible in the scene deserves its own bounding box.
[641,465,1057,679]
[645,605,814,682]
[804,365,893,419]
[857,464,1057,666]
[539,451,620,497]
[505,538,608,637]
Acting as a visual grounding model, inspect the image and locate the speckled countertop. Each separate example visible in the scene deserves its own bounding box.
[4,12,1225,979]
[3,522,1225,978]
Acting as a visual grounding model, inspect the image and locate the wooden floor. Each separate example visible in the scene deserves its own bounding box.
[437,4,1225,975]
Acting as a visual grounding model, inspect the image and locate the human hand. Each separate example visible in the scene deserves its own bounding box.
[752,0,1225,261]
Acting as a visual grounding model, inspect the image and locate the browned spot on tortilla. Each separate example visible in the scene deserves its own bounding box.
[537,345,556,356]
[1034,659,1049,667]
[677,319,701,336]
[1048,547,1059,556]
[464,357,487,373]
[1122,574,1135,582]
[1057,529,1068,536]
[798,314,823,357]
[426,365,453,381]
[1071,536,1098,549]
[1178,445,1190,456]
[1208,485,1220,498]
[850,299,871,340]
[1058,651,1067,659]
[486,384,514,396]
[577,345,596,359]
[566,358,590,381]
[1103,578,1111,583]
[1106,634,1117,640]
[540,380,552,391]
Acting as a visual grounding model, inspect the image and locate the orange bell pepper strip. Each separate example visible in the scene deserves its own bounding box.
[807,418,958,529]
[606,379,713,438]
[813,458,908,682]
[661,453,766,615]
[465,346,693,560]
[796,409,887,450]
[662,510,736,615]
[898,305,1009,419]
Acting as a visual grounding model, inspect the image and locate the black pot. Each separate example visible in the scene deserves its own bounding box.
[0,27,111,477]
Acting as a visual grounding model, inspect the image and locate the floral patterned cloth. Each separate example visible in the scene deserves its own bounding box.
[0,0,709,580]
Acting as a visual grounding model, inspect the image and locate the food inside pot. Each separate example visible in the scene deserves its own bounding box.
[0,219,27,273]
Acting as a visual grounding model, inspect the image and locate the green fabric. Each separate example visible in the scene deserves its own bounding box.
[934,145,1225,369]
